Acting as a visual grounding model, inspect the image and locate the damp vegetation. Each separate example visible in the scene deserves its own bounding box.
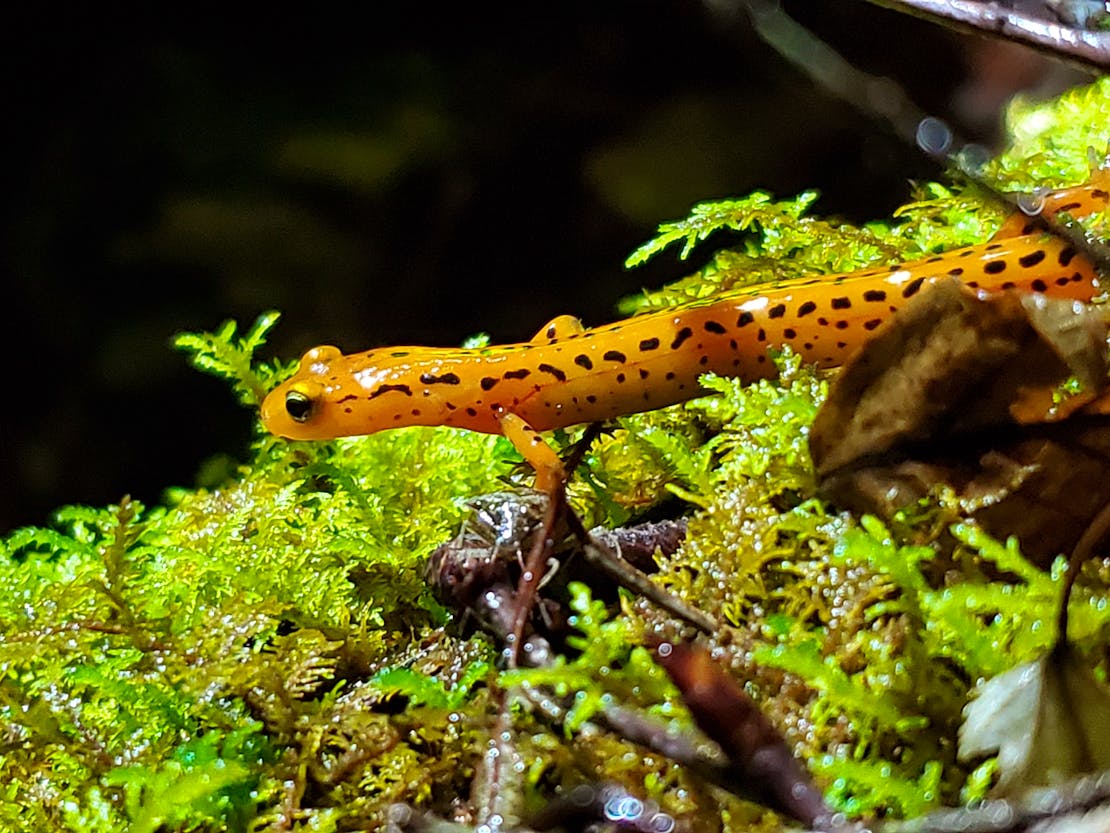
[2,79,1109,832]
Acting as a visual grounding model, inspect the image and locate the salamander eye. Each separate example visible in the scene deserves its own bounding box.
[285,390,315,423]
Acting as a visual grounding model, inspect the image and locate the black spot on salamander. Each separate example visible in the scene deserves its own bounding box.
[343,406,353,414]
[831,296,851,310]
[864,319,882,331]
[983,260,1007,274]
[616,372,626,383]
[1021,223,1036,235]
[586,394,597,403]
[1019,250,1046,268]
[420,372,461,385]
[466,407,477,417]
[389,351,410,358]
[756,355,765,363]
[947,267,964,277]
[1072,271,1085,282]
[783,328,797,339]
[671,327,693,349]
[575,354,593,370]
[702,321,726,334]
[804,342,814,350]
[642,391,651,401]
[1093,189,1108,200]
[604,350,627,364]
[445,402,457,410]
[768,304,787,319]
[1059,246,1077,266]
[369,383,413,399]
[1031,278,1048,292]
[901,277,925,298]
[699,355,709,365]
[503,368,531,380]
[863,289,887,302]
[925,256,944,263]
[967,282,979,288]
[1001,281,1016,289]
[817,317,829,326]
[639,337,661,351]
[730,338,739,350]
[665,371,676,380]
[639,368,649,379]
[1057,201,1081,212]
[837,341,846,348]
[835,320,849,329]
[337,393,358,404]
[538,363,567,382]
[736,311,755,327]
[411,409,421,416]
[986,243,1004,251]
[757,329,766,342]
[960,249,976,257]
[480,377,498,391]
[797,301,817,317]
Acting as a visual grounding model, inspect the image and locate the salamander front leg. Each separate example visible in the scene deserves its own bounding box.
[495,411,569,667]
[498,412,568,494]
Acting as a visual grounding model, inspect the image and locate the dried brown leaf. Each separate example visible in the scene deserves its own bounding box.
[811,281,1110,567]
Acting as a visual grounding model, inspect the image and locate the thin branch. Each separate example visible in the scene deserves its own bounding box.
[866,0,1110,73]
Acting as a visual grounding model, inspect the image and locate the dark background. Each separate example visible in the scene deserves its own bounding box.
[1,2,1089,532]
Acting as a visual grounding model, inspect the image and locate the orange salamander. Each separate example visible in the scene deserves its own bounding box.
[262,170,1109,490]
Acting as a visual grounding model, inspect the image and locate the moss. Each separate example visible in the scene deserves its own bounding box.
[2,78,1108,831]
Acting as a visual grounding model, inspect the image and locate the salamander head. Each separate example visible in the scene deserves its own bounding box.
[261,345,356,440]
[262,343,466,439]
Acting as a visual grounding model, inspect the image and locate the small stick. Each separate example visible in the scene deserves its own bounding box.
[867,0,1110,73]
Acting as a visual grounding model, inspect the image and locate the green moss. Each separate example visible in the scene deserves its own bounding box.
[2,78,1108,831]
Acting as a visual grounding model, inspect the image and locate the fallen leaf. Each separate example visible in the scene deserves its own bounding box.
[959,645,1110,795]
[811,280,1110,567]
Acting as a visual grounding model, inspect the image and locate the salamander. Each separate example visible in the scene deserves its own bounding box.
[261,170,1109,490]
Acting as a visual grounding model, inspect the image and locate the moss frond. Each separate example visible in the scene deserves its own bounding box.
[173,310,288,407]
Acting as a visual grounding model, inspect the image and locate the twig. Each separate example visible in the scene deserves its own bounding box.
[567,511,718,633]
[866,0,1110,73]
[740,0,1110,276]
[742,0,945,148]
[1056,497,1110,651]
